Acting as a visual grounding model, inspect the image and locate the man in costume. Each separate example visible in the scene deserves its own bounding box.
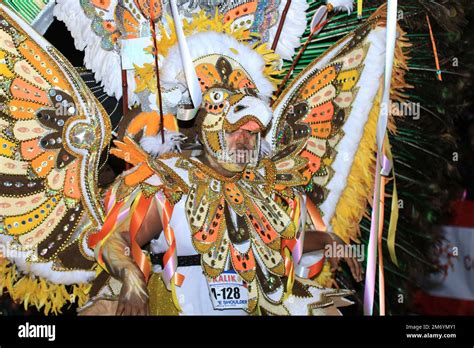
[81,71,364,314]
[76,0,384,315]
[0,0,369,315]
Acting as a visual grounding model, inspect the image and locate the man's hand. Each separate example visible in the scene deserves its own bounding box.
[303,231,363,282]
[115,269,149,316]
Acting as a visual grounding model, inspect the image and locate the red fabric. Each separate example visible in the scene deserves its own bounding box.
[450,200,474,228]
[413,290,474,315]
[414,200,474,315]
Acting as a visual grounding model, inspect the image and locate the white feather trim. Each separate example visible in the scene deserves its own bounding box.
[268,0,309,60]
[326,0,354,14]
[319,28,386,227]
[161,31,275,100]
[140,130,187,157]
[54,0,139,107]
[0,235,95,285]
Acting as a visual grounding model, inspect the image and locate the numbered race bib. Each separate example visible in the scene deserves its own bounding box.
[207,271,248,310]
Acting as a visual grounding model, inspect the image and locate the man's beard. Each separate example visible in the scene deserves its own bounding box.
[214,141,260,172]
[228,143,257,164]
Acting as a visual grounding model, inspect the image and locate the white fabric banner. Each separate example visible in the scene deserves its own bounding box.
[424,225,474,301]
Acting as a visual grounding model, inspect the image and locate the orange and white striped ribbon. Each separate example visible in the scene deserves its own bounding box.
[155,191,184,311]
[128,192,153,282]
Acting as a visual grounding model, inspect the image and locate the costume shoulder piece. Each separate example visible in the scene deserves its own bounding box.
[110,136,188,201]
[0,4,111,314]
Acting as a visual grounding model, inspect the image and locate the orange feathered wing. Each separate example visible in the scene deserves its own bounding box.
[0,5,110,284]
[267,13,393,242]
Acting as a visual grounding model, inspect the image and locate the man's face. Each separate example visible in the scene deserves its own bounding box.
[195,55,272,173]
[222,128,259,171]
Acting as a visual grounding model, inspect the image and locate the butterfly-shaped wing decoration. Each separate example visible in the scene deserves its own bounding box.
[54,0,151,103]
[267,12,394,243]
[214,0,308,59]
[0,4,110,307]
